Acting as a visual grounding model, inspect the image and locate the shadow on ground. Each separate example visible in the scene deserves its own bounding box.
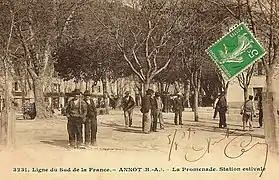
[113,127,143,134]
[164,121,265,139]
[101,122,143,134]
[41,140,69,149]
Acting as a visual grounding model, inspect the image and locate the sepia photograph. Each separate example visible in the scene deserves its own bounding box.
[0,0,279,179]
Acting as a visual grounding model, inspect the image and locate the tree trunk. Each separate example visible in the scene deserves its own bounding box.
[143,79,151,96]
[263,71,279,153]
[33,77,47,119]
[243,85,248,101]
[0,70,15,149]
[184,80,190,108]
[193,87,199,122]
[191,70,201,122]
[102,76,109,114]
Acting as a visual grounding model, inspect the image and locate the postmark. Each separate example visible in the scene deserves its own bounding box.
[206,22,266,81]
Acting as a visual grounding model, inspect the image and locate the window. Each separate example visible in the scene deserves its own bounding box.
[91,86,95,93]
[98,86,101,93]
[14,82,19,91]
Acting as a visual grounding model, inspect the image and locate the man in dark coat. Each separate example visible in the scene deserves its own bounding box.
[122,91,135,127]
[173,92,184,125]
[83,90,98,147]
[216,91,228,128]
[65,89,87,149]
[141,89,154,134]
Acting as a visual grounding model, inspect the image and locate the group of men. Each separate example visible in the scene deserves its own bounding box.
[213,92,263,131]
[121,89,185,134]
[65,87,264,148]
[65,89,97,149]
[121,90,165,133]
[240,94,263,131]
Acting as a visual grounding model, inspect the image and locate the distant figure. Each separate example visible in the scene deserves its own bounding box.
[213,93,221,119]
[83,90,98,148]
[241,95,254,131]
[162,91,170,113]
[141,89,154,134]
[173,92,184,125]
[23,100,36,119]
[135,93,141,106]
[216,91,228,128]
[257,93,263,128]
[122,91,135,127]
[65,89,87,149]
[151,92,164,132]
[109,95,115,109]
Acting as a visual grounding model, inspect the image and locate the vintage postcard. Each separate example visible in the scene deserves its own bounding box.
[0,0,279,180]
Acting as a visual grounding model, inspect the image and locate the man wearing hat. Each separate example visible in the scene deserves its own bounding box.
[173,92,184,125]
[151,92,164,131]
[213,93,221,119]
[216,91,228,128]
[83,90,98,147]
[121,91,135,127]
[141,89,154,133]
[65,89,87,149]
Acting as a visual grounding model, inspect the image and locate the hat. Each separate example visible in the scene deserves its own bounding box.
[83,90,91,96]
[72,89,81,95]
[146,89,154,95]
[125,91,130,95]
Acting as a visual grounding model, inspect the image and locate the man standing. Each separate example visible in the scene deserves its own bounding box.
[216,91,228,128]
[241,95,254,131]
[83,90,98,147]
[65,89,87,149]
[122,91,135,127]
[141,89,154,134]
[213,93,221,119]
[135,93,141,106]
[173,92,184,125]
[151,92,164,132]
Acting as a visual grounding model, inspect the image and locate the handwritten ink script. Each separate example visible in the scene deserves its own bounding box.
[167,128,268,177]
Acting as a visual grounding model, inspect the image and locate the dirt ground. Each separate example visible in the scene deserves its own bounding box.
[0,108,278,180]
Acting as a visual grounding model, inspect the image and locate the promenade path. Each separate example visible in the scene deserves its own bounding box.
[0,108,278,180]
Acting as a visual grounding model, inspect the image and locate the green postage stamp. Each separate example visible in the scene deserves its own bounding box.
[207,22,265,81]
